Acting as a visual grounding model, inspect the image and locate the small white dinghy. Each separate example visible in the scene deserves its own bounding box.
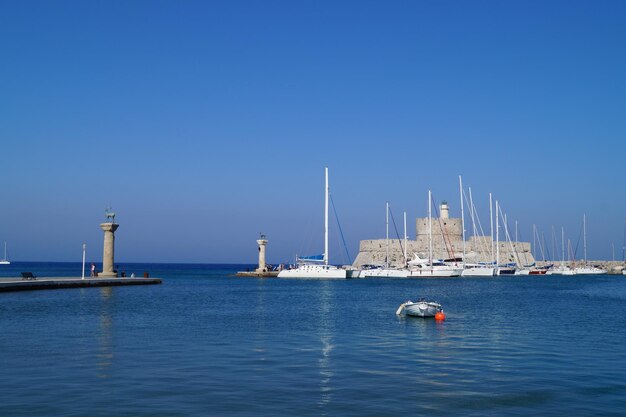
[396,299,444,319]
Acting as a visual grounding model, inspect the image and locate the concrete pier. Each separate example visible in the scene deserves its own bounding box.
[0,277,162,292]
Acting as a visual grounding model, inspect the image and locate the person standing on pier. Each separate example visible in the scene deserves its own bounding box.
[90,263,96,277]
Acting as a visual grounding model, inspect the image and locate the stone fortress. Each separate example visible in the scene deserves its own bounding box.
[352,201,535,268]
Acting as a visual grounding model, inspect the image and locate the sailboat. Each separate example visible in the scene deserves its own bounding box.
[547,227,575,275]
[360,202,409,278]
[574,214,607,275]
[0,242,10,265]
[459,177,495,277]
[408,190,462,277]
[278,168,347,279]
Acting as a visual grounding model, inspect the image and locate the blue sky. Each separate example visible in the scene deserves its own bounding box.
[1,0,625,264]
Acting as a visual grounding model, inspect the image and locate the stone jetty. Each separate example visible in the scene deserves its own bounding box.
[0,277,162,292]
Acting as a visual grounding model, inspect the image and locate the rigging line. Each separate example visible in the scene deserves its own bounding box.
[516,224,529,265]
[329,193,351,264]
[498,205,523,266]
[466,189,490,258]
[388,205,406,264]
[430,193,455,258]
[464,188,488,258]
[542,231,551,262]
[573,218,583,261]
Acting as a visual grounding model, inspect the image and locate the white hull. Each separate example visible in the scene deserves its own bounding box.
[277,264,347,279]
[515,269,531,275]
[547,267,576,275]
[574,267,607,275]
[409,267,462,277]
[0,260,9,265]
[496,268,516,275]
[360,268,409,278]
[461,266,495,277]
[403,301,442,317]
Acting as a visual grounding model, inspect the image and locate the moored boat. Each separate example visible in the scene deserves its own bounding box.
[408,255,462,277]
[574,266,607,275]
[461,263,496,277]
[278,168,347,279]
[396,299,443,318]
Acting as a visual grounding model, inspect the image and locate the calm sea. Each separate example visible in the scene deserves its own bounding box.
[1,262,626,416]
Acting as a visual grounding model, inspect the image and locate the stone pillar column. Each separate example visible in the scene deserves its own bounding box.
[256,238,268,272]
[100,222,119,277]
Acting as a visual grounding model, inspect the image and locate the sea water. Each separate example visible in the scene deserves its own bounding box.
[1,262,626,416]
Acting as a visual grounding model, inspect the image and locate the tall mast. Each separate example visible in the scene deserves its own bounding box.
[324,167,329,265]
[561,226,565,266]
[533,224,536,260]
[583,213,587,265]
[469,187,477,238]
[550,225,558,262]
[489,193,494,264]
[403,211,407,265]
[495,200,500,268]
[428,189,433,269]
[459,176,465,267]
[385,201,389,268]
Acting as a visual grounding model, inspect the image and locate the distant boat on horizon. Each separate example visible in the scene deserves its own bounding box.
[0,242,10,265]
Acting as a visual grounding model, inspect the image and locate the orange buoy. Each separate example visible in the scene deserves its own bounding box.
[435,311,445,321]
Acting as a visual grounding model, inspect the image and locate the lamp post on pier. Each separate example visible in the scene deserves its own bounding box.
[82,243,86,280]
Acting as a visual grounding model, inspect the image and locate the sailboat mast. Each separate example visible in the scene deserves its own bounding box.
[428,189,433,269]
[490,193,494,265]
[561,227,565,266]
[469,187,477,238]
[533,224,536,260]
[324,167,329,266]
[459,176,465,267]
[404,211,407,264]
[583,213,587,265]
[495,200,500,268]
[385,201,389,268]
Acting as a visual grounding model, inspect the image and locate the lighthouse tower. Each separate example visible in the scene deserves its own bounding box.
[256,234,269,273]
[440,201,450,219]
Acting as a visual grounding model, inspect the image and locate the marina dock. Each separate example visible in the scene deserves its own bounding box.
[235,271,279,278]
[0,277,162,292]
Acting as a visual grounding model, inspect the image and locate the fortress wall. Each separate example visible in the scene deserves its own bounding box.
[353,232,535,268]
[352,214,536,268]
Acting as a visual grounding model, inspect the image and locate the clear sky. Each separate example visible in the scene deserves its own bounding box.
[2,0,625,264]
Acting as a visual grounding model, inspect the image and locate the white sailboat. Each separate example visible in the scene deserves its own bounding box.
[409,190,462,277]
[547,227,575,275]
[460,177,495,277]
[360,202,409,278]
[574,214,607,275]
[0,242,10,265]
[278,168,347,279]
